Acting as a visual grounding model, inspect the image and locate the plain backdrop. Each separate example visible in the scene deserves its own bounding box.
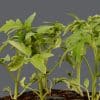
[0,0,100,96]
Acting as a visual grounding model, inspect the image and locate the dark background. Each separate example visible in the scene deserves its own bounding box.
[0,0,100,96]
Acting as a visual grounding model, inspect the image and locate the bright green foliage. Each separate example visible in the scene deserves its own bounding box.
[8,40,31,56]
[0,12,99,100]
[53,77,83,96]
[24,12,36,30]
[0,19,23,34]
[8,54,24,71]
[0,41,8,53]
[0,55,10,63]
[31,53,53,74]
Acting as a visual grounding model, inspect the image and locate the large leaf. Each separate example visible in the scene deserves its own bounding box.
[8,40,31,56]
[8,55,24,71]
[31,53,53,74]
[0,19,23,34]
[24,12,36,28]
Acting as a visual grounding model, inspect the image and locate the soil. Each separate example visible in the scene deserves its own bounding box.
[0,89,99,100]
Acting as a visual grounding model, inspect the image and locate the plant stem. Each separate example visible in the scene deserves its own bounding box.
[91,43,98,100]
[83,56,93,79]
[38,78,45,100]
[91,76,96,100]
[13,68,21,100]
[76,63,81,85]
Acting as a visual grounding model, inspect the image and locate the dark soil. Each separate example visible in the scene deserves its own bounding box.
[0,89,99,100]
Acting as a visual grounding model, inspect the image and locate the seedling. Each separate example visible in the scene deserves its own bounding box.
[19,21,65,100]
[0,12,37,100]
[58,14,100,100]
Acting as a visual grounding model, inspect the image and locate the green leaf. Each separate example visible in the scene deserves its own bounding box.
[3,55,10,62]
[65,32,81,51]
[37,25,53,33]
[24,12,36,28]
[8,55,24,71]
[73,41,85,63]
[84,78,89,89]
[68,13,80,20]
[20,77,26,88]
[0,19,23,34]
[0,55,10,63]
[31,53,53,74]
[25,32,35,45]
[0,41,8,53]
[54,37,62,48]
[29,73,37,82]
[8,40,31,56]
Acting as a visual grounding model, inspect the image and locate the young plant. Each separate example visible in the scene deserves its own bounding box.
[58,14,100,100]
[19,21,65,100]
[0,12,36,100]
[83,15,100,100]
[58,15,90,95]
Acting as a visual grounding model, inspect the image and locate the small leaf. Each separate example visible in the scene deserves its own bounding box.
[8,40,31,56]
[84,78,89,89]
[54,37,62,48]
[0,19,23,34]
[31,53,53,74]
[8,55,24,71]
[20,77,26,88]
[30,73,37,82]
[24,12,36,28]
[68,13,80,20]
[37,25,53,33]
[25,32,35,45]
[0,55,10,63]
[3,55,10,62]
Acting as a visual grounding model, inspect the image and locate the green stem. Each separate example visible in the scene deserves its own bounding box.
[83,56,93,79]
[38,78,45,100]
[76,63,81,85]
[91,43,98,100]
[13,68,21,100]
[91,76,96,100]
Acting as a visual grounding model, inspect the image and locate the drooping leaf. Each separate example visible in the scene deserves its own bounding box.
[31,53,53,74]
[24,12,36,28]
[8,40,31,56]
[8,55,24,71]
[0,19,23,34]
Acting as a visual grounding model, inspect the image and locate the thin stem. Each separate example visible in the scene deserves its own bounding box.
[48,61,59,75]
[83,56,93,79]
[38,78,44,100]
[76,63,81,84]
[13,68,21,100]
